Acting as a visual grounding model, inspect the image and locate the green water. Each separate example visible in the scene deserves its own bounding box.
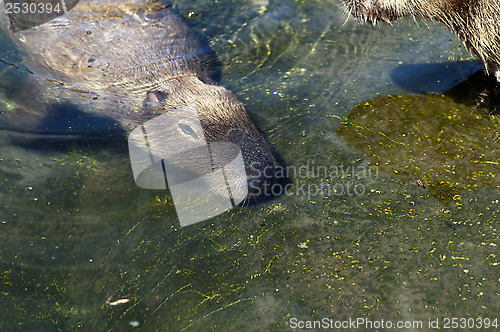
[0,0,498,331]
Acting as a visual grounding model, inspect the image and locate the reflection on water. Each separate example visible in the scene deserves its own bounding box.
[0,0,498,330]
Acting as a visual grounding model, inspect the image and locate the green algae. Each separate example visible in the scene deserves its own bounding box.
[1,0,499,330]
[337,94,500,203]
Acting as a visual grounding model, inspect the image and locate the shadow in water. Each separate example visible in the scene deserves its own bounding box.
[391,60,483,94]
[392,60,500,113]
[0,100,128,153]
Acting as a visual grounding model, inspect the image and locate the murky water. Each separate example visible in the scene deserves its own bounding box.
[0,0,498,331]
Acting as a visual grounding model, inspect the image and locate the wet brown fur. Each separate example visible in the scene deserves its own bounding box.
[0,0,282,200]
[342,0,500,81]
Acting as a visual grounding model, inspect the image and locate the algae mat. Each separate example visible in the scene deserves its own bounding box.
[338,93,500,204]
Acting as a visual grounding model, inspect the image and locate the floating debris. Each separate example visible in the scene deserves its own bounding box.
[414,178,426,189]
[298,241,309,249]
[129,321,140,328]
[105,294,130,306]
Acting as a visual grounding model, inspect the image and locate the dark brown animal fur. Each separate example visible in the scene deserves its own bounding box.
[342,0,500,82]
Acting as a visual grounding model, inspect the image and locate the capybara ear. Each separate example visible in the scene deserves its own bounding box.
[143,91,168,107]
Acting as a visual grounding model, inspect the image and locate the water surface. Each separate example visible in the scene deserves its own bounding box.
[0,0,498,330]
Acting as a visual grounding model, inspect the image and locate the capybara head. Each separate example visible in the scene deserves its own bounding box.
[139,76,285,203]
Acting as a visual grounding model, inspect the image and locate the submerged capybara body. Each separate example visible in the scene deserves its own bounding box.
[342,0,500,82]
[1,0,282,200]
